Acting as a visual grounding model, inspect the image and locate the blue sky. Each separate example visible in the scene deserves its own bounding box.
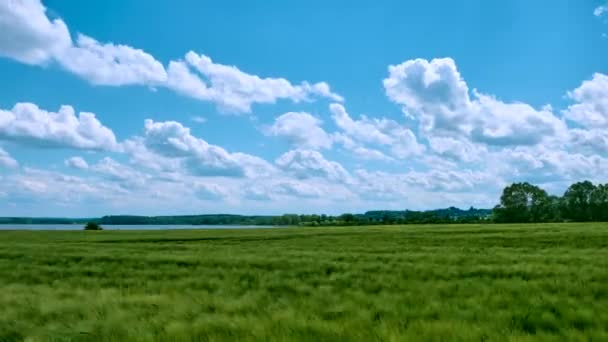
[0,0,607,216]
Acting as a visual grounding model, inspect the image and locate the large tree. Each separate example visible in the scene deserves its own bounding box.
[493,182,552,223]
[591,184,608,221]
[561,181,596,221]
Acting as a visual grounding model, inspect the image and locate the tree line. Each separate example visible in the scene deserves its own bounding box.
[93,207,492,226]
[2,180,606,226]
[493,181,608,223]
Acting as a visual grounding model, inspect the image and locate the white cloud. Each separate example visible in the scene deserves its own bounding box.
[427,136,487,163]
[0,102,118,150]
[194,183,227,200]
[0,147,18,168]
[0,1,165,86]
[140,119,246,177]
[91,157,148,188]
[275,149,349,182]
[0,0,71,64]
[333,133,392,161]
[121,137,181,173]
[276,180,324,198]
[498,147,608,185]
[402,169,496,192]
[470,94,565,146]
[595,3,608,17]
[56,34,167,86]
[0,1,340,113]
[569,129,608,155]
[5,167,128,203]
[191,116,207,124]
[563,73,608,128]
[329,103,424,159]
[266,112,333,150]
[134,119,275,178]
[383,58,566,146]
[64,156,88,170]
[330,103,393,145]
[352,168,499,206]
[242,184,273,201]
[164,51,343,112]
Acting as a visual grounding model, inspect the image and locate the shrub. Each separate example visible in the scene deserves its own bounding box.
[84,222,102,231]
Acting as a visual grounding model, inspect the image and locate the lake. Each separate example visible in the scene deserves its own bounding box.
[0,224,283,231]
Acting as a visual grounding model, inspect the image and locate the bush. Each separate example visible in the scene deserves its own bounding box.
[84,222,102,231]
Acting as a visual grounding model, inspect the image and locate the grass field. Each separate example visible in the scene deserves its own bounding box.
[1,224,608,341]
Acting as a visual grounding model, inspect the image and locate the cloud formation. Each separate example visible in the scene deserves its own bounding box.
[168,52,343,112]
[384,58,566,146]
[330,103,423,158]
[64,156,88,169]
[0,147,18,168]
[0,0,341,113]
[0,0,71,64]
[266,112,333,150]
[275,149,350,182]
[0,102,118,150]
[563,73,608,128]
[57,34,168,86]
[595,3,608,17]
[127,119,276,178]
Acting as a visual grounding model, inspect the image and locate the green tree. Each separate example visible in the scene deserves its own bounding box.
[590,184,608,221]
[339,213,355,225]
[561,181,596,221]
[546,195,562,222]
[493,182,551,223]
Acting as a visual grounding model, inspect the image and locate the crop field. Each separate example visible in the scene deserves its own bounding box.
[1,223,607,341]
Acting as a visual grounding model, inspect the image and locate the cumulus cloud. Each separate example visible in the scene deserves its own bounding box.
[5,167,128,203]
[242,184,273,201]
[165,52,343,112]
[0,0,71,64]
[56,34,168,86]
[276,180,324,198]
[383,58,566,146]
[132,119,275,178]
[0,102,118,150]
[90,157,148,187]
[402,169,496,192]
[194,183,226,200]
[0,147,18,168]
[333,133,392,161]
[569,129,608,155]
[331,103,396,145]
[275,149,349,182]
[353,168,500,203]
[563,73,608,128]
[498,147,608,184]
[140,119,247,177]
[265,112,333,150]
[64,156,88,169]
[427,136,487,163]
[595,3,608,17]
[0,1,340,113]
[330,103,424,159]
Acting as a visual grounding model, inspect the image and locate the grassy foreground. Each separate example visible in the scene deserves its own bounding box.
[1,224,607,341]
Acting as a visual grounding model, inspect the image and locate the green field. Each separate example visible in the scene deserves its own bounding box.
[1,224,608,341]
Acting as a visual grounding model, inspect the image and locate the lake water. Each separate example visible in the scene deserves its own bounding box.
[0,224,283,231]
